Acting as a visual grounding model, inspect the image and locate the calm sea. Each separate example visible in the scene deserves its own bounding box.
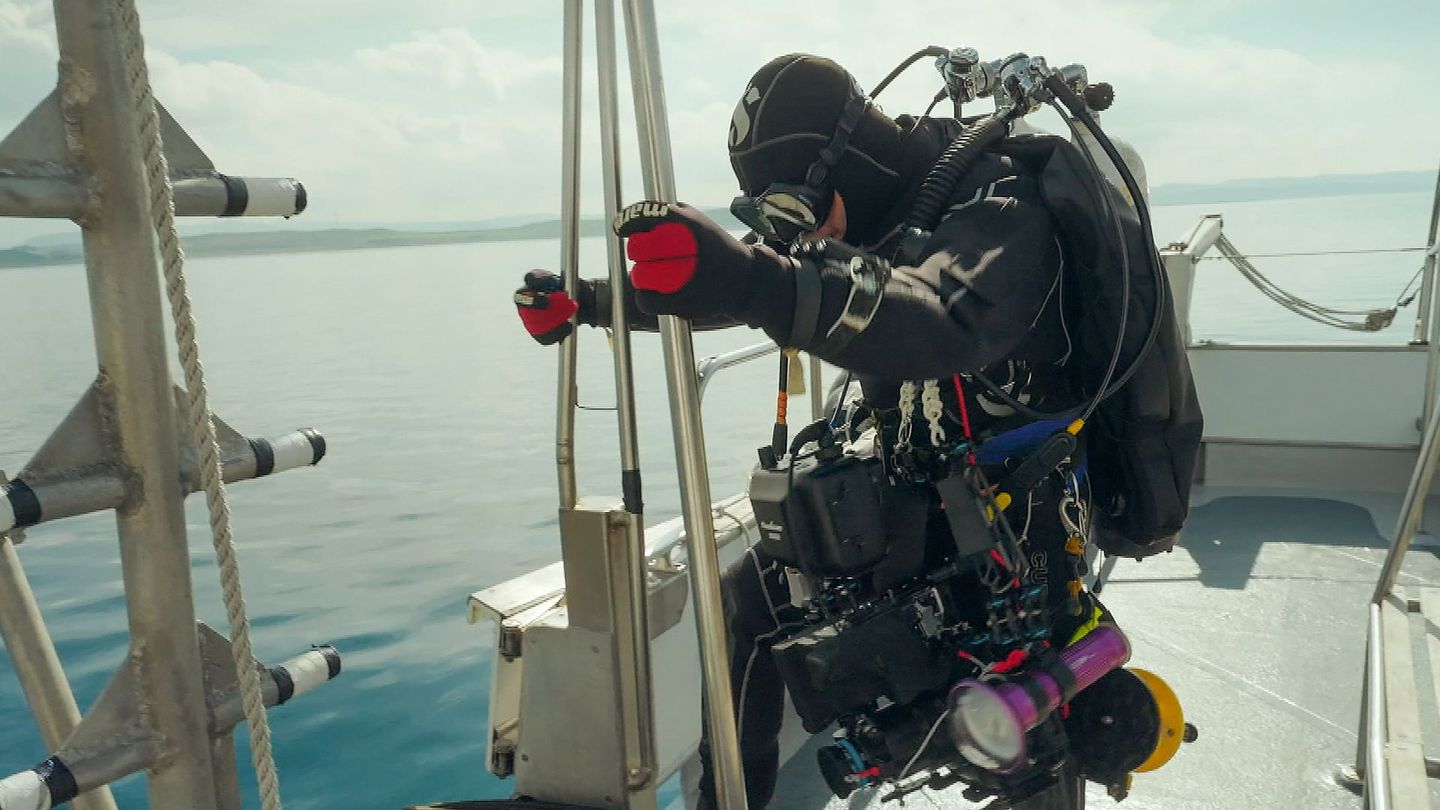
[0,190,1433,808]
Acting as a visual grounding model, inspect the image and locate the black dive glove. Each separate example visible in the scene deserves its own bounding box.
[613,201,759,320]
[513,270,605,345]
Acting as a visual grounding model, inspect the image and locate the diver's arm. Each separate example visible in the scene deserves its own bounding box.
[588,276,743,332]
[735,192,1060,379]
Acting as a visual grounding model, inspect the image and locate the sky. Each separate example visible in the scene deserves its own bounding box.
[1,0,1437,245]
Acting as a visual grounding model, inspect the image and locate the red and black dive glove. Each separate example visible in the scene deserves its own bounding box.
[613,201,758,320]
[513,270,600,345]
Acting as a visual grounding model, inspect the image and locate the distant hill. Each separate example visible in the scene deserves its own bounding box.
[1149,170,1435,205]
[0,207,744,269]
[3,171,1434,269]
[0,247,51,267]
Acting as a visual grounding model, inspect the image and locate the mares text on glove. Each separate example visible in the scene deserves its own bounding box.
[614,201,756,320]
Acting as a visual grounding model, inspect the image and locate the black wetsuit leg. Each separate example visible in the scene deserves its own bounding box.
[697,546,800,810]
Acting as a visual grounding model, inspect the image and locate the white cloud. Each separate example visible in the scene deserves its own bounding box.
[145,48,561,224]
[356,29,560,100]
[0,0,53,53]
[2,0,1436,245]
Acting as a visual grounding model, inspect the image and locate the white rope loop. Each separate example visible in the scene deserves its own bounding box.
[921,379,947,447]
[896,380,917,449]
[1215,233,1400,332]
[112,2,284,808]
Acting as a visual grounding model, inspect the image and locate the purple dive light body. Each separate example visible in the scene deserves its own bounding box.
[948,626,1131,772]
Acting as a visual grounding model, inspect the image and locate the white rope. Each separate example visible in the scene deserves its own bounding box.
[1214,233,1402,332]
[113,2,284,808]
[921,379,947,447]
[896,380,918,449]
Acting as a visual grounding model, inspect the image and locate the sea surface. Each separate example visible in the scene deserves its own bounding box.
[0,190,1433,808]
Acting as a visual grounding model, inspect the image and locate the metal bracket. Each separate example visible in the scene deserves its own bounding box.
[3,378,326,534]
[0,623,341,797]
[0,88,214,177]
[1,89,304,220]
[20,378,113,481]
[0,89,71,174]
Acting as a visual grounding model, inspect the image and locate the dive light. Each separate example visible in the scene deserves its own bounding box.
[947,625,1130,772]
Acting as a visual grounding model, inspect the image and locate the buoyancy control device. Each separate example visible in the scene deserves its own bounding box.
[894,48,1203,560]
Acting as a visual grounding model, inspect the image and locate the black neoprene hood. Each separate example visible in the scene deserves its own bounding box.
[727,54,906,241]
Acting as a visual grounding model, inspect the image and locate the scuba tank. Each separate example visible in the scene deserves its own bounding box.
[889,53,1202,559]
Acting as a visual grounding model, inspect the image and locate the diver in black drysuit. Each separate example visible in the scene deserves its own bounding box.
[515,54,1105,810]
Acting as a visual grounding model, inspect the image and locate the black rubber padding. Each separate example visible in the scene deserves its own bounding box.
[1017,673,1054,720]
[789,258,823,348]
[621,469,643,515]
[249,438,275,477]
[293,181,308,216]
[300,428,327,465]
[34,756,78,806]
[270,665,296,705]
[5,478,42,528]
[1044,655,1080,703]
[314,644,341,678]
[218,173,249,217]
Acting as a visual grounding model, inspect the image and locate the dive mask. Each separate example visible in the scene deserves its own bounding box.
[729,85,871,245]
[730,182,832,244]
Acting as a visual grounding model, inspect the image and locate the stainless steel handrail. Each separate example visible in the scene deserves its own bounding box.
[1356,376,1440,808]
[596,0,658,790]
[1363,604,1391,810]
[620,1,747,807]
[696,341,780,399]
[1419,163,1440,428]
[554,0,584,510]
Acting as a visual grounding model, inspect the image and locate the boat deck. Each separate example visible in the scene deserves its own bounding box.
[768,484,1440,810]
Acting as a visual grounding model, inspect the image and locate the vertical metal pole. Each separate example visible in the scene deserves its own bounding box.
[556,0,584,510]
[1355,640,1371,792]
[619,3,748,809]
[1419,165,1440,429]
[1364,604,1391,809]
[596,0,658,796]
[51,1,221,805]
[0,535,120,810]
[1410,165,1440,345]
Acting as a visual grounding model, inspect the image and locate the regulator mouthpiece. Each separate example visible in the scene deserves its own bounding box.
[947,625,1130,772]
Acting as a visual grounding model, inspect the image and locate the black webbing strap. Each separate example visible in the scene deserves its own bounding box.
[789,258,824,348]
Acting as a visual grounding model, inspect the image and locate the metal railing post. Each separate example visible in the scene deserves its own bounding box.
[0,534,120,810]
[597,0,658,796]
[50,0,222,804]
[1419,165,1440,429]
[620,1,749,808]
[1363,604,1390,809]
[555,0,584,510]
[1410,165,1440,345]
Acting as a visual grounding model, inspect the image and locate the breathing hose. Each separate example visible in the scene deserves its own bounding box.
[870,46,950,100]
[903,113,1011,237]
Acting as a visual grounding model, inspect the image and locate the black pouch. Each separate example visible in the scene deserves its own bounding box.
[771,605,953,733]
[748,453,889,576]
[935,470,999,559]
